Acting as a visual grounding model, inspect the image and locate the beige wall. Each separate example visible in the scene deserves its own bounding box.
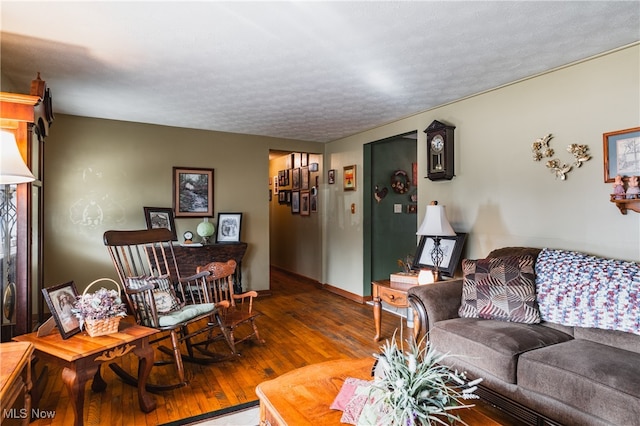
[43,115,323,292]
[324,45,640,296]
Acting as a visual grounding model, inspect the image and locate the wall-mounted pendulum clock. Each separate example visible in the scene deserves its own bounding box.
[424,120,455,181]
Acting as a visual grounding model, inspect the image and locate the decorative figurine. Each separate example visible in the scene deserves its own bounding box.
[626,176,639,199]
[613,175,626,200]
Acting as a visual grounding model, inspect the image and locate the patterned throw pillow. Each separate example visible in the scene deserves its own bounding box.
[127,274,183,314]
[458,255,541,324]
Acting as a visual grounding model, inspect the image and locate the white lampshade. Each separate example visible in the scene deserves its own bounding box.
[417,204,455,237]
[0,130,36,184]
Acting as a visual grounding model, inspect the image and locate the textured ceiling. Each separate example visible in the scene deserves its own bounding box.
[1,1,639,143]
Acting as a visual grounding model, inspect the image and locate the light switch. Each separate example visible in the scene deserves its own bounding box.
[394,204,402,213]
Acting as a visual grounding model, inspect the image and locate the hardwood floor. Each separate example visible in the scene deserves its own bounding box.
[30,267,522,425]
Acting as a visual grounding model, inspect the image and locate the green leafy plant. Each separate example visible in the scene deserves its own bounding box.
[369,331,482,425]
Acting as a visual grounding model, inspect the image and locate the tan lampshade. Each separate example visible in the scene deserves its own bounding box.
[416,204,455,236]
[0,130,36,184]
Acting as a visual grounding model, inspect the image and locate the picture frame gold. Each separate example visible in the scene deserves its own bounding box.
[343,165,356,191]
[603,127,640,183]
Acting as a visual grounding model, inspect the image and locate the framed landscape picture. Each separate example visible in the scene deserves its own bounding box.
[343,165,356,191]
[143,207,177,240]
[173,167,214,217]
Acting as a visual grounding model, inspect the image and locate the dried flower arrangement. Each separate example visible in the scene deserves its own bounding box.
[366,332,482,425]
[72,284,127,336]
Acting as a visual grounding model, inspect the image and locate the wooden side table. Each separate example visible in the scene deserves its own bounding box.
[255,358,374,426]
[0,342,33,425]
[13,323,157,426]
[372,279,418,342]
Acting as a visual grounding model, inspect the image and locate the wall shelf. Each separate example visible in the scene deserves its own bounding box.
[610,195,640,215]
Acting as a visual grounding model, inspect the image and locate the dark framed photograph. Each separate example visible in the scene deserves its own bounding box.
[412,233,467,278]
[300,191,310,216]
[301,166,310,190]
[216,212,243,243]
[42,281,80,339]
[173,167,214,217]
[291,191,300,214]
[328,169,336,184]
[343,165,356,191]
[603,127,640,183]
[292,168,301,190]
[143,207,177,241]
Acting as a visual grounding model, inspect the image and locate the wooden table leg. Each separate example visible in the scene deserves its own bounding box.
[373,294,382,342]
[61,364,99,426]
[133,338,157,413]
[91,365,107,393]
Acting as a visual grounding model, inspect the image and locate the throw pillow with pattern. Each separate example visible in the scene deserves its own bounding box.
[127,274,183,314]
[459,255,541,324]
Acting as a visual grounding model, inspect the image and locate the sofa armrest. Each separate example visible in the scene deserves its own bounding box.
[408,279,463,339]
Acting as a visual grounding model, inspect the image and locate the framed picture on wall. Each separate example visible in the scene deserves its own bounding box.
[300,191,310,216]
[42,281,81,339]
[292,168,301,190]
[343,165,356,191]
[301,166,309,190]
[328,169,336,184]
[291,191,300,214]
[215,212,243,243]
[143,207,177,241]
[173,167,214,217]
[603,127,640,182]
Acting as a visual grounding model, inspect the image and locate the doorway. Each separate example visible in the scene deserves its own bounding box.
[363,131,418,295]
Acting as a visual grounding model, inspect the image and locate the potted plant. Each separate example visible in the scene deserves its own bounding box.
[73,279,127,337]
[365,332,482,425]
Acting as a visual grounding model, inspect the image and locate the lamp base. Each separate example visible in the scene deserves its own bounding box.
[432,270,443,282]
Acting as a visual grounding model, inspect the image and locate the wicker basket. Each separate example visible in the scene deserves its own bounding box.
[81,278,124,337]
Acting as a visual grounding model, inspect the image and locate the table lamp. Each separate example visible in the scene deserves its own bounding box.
[416,201,456,282]
[1,130,36,184]
[197,218,215,245]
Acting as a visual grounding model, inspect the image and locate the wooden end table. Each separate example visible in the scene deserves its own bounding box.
[13,322,157,426]
[372,279,418,341]
[0,342,33,425]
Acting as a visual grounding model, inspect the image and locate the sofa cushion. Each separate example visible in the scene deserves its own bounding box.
[574,326,640,355]
[535,248,640,335]
[430,318,572,384]
[459,255,541,324]
[519,339,640,425]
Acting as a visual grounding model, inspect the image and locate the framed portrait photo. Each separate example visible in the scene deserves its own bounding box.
[343,165,356,191]
[173,167,214,217]
[300,191,310,216]
[328,169,336,184]
[42,281,81,339]
[412,233,467,278]
[216,212,243,243]
[143,207,177,240]
[603,127,640,183]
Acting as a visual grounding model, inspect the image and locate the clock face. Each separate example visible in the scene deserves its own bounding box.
[183,231,193,240]
[431,134,444,153]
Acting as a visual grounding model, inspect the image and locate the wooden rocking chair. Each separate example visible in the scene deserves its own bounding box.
[197,259,265,354]
[104,228,233,391]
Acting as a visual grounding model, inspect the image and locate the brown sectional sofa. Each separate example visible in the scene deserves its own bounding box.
[407,247,640,426]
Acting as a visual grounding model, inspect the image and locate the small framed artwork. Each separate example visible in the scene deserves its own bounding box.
[301,166,310,190]
[343,165,357,191]
[216,212,243,243]
[292,168,301,190]
[173,167,214,217]
[412,233,467,278]
[301,153,309,167]
[311,192,318,213]
[328,169,336,184]
[300,191,310,216]
[291,191,300,214]
[42,281,81,339]
[603,127,640,183]
[143,207,177,241]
